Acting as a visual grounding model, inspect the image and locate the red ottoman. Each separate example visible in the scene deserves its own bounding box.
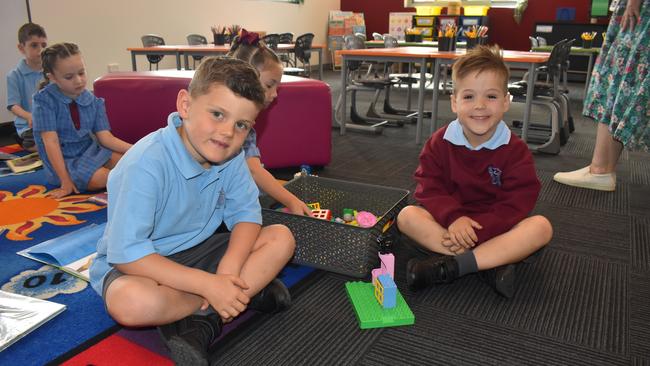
[94,71,331,169]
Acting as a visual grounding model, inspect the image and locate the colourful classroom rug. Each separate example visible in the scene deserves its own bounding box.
[0,146,315,365]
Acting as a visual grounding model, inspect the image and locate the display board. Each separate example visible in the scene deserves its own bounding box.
[389,12,416,41]
[328,11,366,69]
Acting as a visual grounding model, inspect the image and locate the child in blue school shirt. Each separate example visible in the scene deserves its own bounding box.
[89,57,296,366]
[6,23,47,152]
[32,43,132,198]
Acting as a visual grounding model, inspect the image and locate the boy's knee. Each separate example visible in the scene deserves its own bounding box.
[396,205,418,230]
[530,215,553,245]
[105,281,155,326]
[266,224,296,257]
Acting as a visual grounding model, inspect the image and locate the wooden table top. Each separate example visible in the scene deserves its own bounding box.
[128,43,326,52]
[339,47,550,63]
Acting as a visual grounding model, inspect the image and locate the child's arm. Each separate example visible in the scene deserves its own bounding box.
[9,105,33,128]
[247,157,311,216]
[217,221,261,276]
[40,131,79,198]
[414,134,465,226]
[95,130,132,154]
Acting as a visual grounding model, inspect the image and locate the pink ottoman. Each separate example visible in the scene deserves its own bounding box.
[93,71,331,169]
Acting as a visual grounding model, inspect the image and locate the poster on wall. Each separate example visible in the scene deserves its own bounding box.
[389,12,416,41]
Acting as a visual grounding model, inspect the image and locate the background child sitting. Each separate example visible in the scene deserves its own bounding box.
[396,46,553,298]
[228,29,312,216]
[89,57,295,366]
[6,23,47,152]
[32,43,132,198]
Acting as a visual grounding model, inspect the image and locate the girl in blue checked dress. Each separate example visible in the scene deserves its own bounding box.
[554,0,649,191]
[32,43,132,198]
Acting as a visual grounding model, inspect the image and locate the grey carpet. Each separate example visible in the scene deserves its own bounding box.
[226,69,650,365]
[208,69,650,365]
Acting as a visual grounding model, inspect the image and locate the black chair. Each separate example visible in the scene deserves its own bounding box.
[277,33,295,67]
[293,33,315,77]
[334,34,407,131]
[262,33,280,51]
[278,32,294,44]
[141,34,165,70]
[509,39,573,153]
[186,34,207,69]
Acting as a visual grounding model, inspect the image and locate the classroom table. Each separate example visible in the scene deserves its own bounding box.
[338,47,550,145]
[365,40,467,48]
[127,45,183,71]
[128,43,326,79]
[532,45,600,96]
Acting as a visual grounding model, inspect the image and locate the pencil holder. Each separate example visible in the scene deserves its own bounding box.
[405,34,423,42]
[213,33,226,45]
[478,36,488,45]
[466,37,479,49]
[582,39,592,49]
[438,37,455,51]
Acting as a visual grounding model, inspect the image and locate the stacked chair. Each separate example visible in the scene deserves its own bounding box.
[335,34,419,133]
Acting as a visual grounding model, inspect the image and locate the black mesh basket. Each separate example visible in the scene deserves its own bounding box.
[260,176,409,278]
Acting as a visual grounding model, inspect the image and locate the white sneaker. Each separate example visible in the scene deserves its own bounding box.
[553,166,616,191]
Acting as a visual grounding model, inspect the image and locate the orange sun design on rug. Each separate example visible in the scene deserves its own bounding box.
[0,185,105,241]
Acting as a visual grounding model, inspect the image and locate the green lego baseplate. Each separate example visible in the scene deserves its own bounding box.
[345,281,415,329]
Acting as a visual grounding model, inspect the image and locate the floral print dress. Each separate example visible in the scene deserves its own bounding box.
[583,0,650,151]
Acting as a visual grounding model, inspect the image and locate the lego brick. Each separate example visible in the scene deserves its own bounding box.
[345,281,414,329]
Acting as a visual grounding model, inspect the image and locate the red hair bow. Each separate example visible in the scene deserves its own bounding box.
[239,29,260,46]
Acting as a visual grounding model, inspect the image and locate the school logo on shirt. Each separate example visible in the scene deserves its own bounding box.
[488,165,502,187]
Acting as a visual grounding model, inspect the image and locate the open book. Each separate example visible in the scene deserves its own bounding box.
[6,152,43,174]
[17,223,106,281]
[0,290,66,352]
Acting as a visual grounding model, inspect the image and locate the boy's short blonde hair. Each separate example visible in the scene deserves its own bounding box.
[189,57,265,110]
[452,45,509,95]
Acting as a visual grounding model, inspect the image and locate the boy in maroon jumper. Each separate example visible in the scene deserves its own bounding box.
[396,46,553,298]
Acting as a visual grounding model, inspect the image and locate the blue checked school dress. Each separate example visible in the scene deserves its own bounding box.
[32,83,113,190]
[583,0,650,151]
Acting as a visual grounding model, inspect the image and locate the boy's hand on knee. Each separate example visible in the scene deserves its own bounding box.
[204,274,250,319]
[447,216,483,249]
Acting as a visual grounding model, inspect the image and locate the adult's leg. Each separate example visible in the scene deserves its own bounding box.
[590,122,624,174]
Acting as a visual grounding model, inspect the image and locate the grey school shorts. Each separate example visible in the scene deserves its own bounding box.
[101,231,231,302]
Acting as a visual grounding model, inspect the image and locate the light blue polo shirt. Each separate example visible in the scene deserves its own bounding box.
[6,59,42,135]
[443,119,511,151]
[89,112,262,295]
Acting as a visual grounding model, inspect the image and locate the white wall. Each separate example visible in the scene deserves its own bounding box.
[1,0,30,124]
[29,0,339,90]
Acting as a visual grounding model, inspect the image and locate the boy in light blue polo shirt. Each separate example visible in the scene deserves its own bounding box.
[89,57,296,366]
[6,23,47,151]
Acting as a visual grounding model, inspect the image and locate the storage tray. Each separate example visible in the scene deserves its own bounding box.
[261,176,409,278]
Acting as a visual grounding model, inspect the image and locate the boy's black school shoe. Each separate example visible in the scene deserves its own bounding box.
[157,312,223,366]
[406,255,459,292]
[477,263,518,299]
[248,278,292,314]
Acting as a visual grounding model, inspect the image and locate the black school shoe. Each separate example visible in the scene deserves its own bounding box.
[478,263,518,299]
[406,255,459,291]
[157,313,223,366]
[248,278,292,314]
